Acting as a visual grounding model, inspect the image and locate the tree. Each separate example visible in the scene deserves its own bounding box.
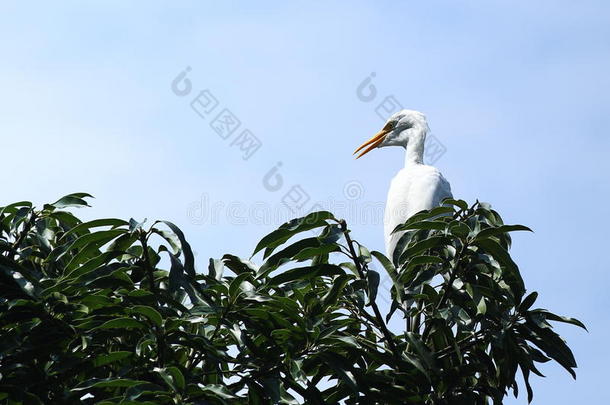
[0,194,585,404]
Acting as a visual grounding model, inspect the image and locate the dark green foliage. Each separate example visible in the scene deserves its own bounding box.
[0,194,584,404]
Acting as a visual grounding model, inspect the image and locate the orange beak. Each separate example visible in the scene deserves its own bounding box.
[353,122,393,159]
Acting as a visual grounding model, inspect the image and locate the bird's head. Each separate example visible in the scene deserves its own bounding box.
[354,109,429,159]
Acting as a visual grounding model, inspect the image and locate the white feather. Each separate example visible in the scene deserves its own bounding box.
[384,164,452,257]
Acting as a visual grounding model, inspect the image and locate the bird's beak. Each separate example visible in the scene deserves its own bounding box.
[353,122,392,159]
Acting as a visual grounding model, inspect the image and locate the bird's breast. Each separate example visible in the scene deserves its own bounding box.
[383,165,452,258]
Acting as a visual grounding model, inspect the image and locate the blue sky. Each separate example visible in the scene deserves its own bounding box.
[1,1,608,403]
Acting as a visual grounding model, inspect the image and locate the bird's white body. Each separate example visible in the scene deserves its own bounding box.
[354,109,452,258]
[384,164,452,257]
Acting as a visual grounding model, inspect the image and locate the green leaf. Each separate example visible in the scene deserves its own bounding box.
[367,270,380,304]
[163,248,185,298]
[0,201,32,217]
[476,295,487,315]
[63,250,124,279]
[398,236,449,265]
[449,221,470,238]
[476,238,524,299]
[321,274,352,306]
[129,218,147,232]
[58,218,128,243]
[358,243,372,263]
[530,309,587,331]
[475,224,533,240]
[200,384,238,399]
[95,317,146,330]
[405,332,435,370]
[403,255,444,273]
[208,258,224,280]
[260,237,321,271]
[442,198,469,210]
[229,272,253,298]
[252,211,334,257]
[224,254,259,275]
[129,305,163,327]
[152,228,181,254]
[519,292,538,313]
[49,193,93,209]
[73,378,148,390]
[393,220,447,233]
[521,366,534,403]
[154,366,185,391]
[124,383,167,401]
[320,352,359,393]
[160,221,195,277]
[93,351,133,367]
[402,206,455,226]
[371,251,396,279]
[57,229,127,261]
[318,223,343,244]
[521,323,578,378]
[293,243,340,262]
[269,264,344,285]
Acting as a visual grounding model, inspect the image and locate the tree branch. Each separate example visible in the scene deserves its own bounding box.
[139,231,166,367]
[7,210,37,258]
[339,220,401,363]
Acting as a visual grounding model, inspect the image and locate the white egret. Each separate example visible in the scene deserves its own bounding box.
[354,110,452,258]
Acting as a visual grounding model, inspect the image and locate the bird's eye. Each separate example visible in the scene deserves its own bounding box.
[395,120,411,130]
[382,121,395,131]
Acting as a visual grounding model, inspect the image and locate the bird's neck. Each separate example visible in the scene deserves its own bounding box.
[404,129,426,166]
